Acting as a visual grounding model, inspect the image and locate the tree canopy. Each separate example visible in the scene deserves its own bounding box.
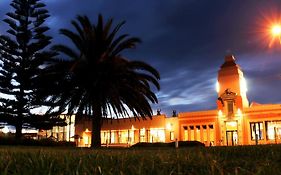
[0,0,65,138]
[50,15,160,147]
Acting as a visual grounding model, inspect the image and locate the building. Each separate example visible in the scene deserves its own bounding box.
[38,115,76,142]
[73,55,281,147]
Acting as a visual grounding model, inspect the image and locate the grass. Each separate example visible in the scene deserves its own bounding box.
[0,145,281,174]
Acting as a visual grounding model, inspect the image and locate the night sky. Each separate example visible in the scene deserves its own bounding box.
[1,0,281,116]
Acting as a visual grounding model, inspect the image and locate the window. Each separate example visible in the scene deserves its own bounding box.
[265,121,281,140]
[250,122,263,140]
[170,131,174,141]
[183,126,188,141]
[118,130,129,143]
[227,101,234,115]
[150,128,165,143]
[196,125,200,141]
[140,128,146,142]
[203,125,207,142]
[209,125,214,143]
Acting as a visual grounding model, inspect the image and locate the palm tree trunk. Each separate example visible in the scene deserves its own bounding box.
[91,105,102,148]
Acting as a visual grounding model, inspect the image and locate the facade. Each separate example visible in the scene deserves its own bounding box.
[73,55,281,147]
[75,115,178,147]
[38,115,76,142]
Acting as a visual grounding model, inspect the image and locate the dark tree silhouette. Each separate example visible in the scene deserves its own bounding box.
[0,0,65,138]
[51,15,160,148]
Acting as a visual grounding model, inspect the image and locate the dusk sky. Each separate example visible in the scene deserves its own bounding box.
[1,0,281,116]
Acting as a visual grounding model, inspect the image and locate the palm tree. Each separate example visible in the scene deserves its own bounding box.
[51,15,160,148]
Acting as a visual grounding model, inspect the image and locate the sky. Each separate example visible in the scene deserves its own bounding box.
[0,0,281,116]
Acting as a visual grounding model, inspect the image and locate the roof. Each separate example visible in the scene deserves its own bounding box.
[220,55,239,68]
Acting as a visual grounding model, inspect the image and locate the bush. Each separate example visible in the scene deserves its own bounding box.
[131,141,205,148]
[0,136,75,147]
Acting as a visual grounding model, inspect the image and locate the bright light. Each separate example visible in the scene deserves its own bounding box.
[240,77,248,93]
[272,24,281,36]
[257,13,281,48]
[166,123,172,131]
[237,108,242,116]
[216,81,220,93]
[226,121,237,127]
[2,126,9,134]
[268,23,281,47]
[218,110,223,116]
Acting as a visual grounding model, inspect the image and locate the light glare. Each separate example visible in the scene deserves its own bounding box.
[216,81,220,93]
[272,25,281,36]
[2,126,9,134]
[240,78,248,93]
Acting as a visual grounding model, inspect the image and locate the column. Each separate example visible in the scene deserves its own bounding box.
[207,125,210,146]
[194,126,197,141]
[200,125,204,142]
[188,126,191,141]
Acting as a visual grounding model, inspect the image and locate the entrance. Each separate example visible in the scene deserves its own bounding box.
[226,130,238,146]
[225,121,238,146]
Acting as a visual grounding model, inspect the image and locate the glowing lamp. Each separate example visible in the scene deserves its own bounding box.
[237,108,242,115]
[2,126,9,134]
[272,24,281,37]
[166,123,172,131]
[268,23,281,47]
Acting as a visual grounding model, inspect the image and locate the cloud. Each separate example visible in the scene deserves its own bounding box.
[1,0,281,114]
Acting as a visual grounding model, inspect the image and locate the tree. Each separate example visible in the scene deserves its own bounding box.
[0,0,65,138]
[51,15,160,148]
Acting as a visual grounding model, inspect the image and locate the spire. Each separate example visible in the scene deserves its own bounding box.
[220,55,239,68]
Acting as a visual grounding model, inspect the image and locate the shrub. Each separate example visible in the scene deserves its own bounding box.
[131,141,205,148]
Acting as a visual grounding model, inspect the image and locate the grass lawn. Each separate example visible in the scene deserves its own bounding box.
[0,145,281,175]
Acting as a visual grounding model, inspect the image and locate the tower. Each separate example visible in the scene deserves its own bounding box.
[216,55,249,112]
[216,55,249,146]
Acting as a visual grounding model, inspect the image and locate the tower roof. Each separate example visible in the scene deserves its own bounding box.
[220,55,238,68]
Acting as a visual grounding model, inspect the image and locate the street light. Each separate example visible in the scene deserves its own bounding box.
[269,23,281,47]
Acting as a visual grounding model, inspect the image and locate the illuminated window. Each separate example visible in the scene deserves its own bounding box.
[183,126,188,141]
[209,125,214,143]
[196,126,200,141]
[129,129,134,143]
[225,121,237,131]
[118,130,129,143]
[150,128,165,143]
[101,131,111,144]
[111,131,115,143]
[265,121,281,140]
[170,131,174,141]
[250,122,263,140]
[203,125,207,142]
[140,128,146,142]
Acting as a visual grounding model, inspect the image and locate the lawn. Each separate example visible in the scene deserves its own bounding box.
[0,145,281,175]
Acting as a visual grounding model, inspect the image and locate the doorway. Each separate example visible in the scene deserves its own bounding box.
[226,130,238,146]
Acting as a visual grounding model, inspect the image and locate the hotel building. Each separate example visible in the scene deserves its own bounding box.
[72,55,281,147]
